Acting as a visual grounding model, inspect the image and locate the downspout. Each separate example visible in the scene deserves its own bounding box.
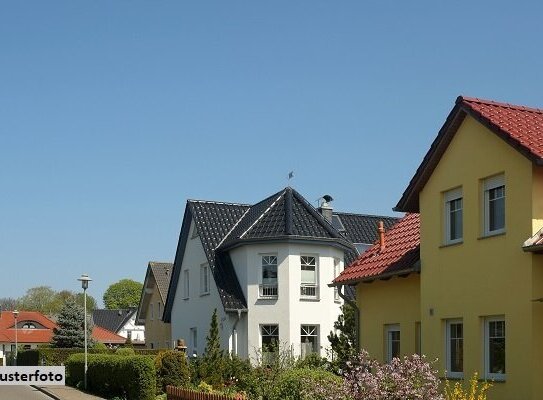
[231,309,242,356]
[337,284,360,352]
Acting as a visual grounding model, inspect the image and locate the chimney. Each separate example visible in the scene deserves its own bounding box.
[318,195,334,223]
[378,221,385,251]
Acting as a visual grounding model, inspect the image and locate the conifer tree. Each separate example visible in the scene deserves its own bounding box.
[328,303,357,372]
[199,308,225,386]
[52,300,93,348]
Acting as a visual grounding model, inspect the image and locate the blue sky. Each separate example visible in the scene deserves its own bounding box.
[2,1,543,304]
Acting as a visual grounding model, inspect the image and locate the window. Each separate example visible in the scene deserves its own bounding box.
[261,324,279,365]
[190,327,198,355]
[300,255,318,298]
[150,303,154,320]
[157,302,161,319]
[444,188,463,244]
[485,317,505,380]
[200,263,210,295]
[333,258,341,302]
[191,223,199,239]
[446,320,463,378]
[183,269,190,299]
[150,342,154,350]
[22,323,36,329]
[385,324,400,362]
[260,255,278,298]
[483,175,505,235]
[301,325,319,357]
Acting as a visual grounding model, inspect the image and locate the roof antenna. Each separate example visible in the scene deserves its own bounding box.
[287,171,294,187]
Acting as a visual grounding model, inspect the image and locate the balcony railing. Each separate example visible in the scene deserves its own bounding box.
[259,284,278,298]
[300,284,318,298]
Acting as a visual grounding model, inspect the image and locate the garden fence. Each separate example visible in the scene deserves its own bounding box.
[166,386,245,400]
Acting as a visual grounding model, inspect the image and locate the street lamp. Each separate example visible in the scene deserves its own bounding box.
[78,274,92,390]
[13,310,19,366]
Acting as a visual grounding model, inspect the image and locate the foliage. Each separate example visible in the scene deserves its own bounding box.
[197,309,226,387]
[16,286,97,315]
[154,350,190,393]
[0,297,18,311]
[273,368,343,400]
[338,351,443,400]
[51,300,94,348]
[17,347,156,367]
[328,303,357,373]
[115,347,136,356]
[444,372,492,400]
[197,381,215,393]
[103,279,143,309]
[66,353,156,400]
[295,352,329,370]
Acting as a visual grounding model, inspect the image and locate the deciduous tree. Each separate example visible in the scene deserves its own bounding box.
[103,279,143,309]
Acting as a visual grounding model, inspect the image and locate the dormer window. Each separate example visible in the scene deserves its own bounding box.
[22,323,36,329]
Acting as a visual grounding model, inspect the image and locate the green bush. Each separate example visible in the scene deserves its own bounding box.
[17,347,115,367]
[268,368,342,400]
[66,354,156,400]
[295,353,329,370]
[155,351,190,393]
[115,347,135,356]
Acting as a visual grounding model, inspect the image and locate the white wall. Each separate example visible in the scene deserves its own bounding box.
[119,314,145,343]
[231,242,344,363]
[170,220,231,357]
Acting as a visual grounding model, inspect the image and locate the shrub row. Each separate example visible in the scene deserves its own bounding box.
[66,353,156,400]
[17,347,161,366]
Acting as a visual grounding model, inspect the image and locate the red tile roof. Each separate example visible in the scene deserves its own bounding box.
[92,326,126,344]
[334,213,420,284]
[0,311,57,344]
[461,97,543,160]
[396,96,543,212]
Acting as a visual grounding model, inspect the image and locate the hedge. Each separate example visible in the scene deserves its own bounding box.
[17,347,161,366]
[66,354,156,400]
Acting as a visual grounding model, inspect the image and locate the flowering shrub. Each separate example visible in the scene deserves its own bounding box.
[444,372,492,400]
[310,350,443,400]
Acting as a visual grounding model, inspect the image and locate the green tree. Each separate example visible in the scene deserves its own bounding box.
[51,300,93,348]
[103,279,143,309]
[18,286,57,314]
[198,309,226,387]
[49,290,97,315]
[0,297,18,311]
[327,303,357,373]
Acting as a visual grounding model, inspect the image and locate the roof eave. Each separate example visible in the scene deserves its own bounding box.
[218,236,355,253]
[333,267,420,286]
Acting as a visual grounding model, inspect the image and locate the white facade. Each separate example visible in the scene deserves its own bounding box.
[118,313,145,344]
[170,221,344,363]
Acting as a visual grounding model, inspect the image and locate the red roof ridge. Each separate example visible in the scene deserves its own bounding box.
[458,95,543,114]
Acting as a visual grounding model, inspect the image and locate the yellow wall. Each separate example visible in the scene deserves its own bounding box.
[357,274,420,362]
[144,276,171,349]
[419,115,537,400]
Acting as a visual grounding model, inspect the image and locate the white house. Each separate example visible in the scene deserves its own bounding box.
[163,187,396,362]
[92,308,145,345]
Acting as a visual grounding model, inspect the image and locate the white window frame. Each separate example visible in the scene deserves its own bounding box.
[190,327,198,356]
[385,324,400,363]
[300,255,319,299]
[300,325,319,357]
[183,269,190,299]
[484,316,506,381]
[261,324,279,365]
[333,258,342,302]
[444,187,463,244]
[445,319,464,379]
[483,174,505,236]
[259,254,278,298]
[200,263,210,296]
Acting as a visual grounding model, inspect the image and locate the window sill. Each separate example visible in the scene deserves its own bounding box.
[183,297,190,301]
[478,231,506,240]
[439,241,463,248]
[200,292,210,297]
[300,297,320,302]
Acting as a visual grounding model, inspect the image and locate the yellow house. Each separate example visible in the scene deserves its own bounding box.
[136,261,173,349]
[335,96,543,400]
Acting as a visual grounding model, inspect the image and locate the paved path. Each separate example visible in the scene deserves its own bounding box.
[33,385,105,400]
[0,385,53,399]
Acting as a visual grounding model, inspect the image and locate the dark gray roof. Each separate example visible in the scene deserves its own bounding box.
[92,308,136,333]
[149,262,173,303]
[334,212,398,244]
[163,187,399,320]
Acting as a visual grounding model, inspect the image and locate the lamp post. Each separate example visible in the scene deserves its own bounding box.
[78,274,92,390]
[13,310,19,366]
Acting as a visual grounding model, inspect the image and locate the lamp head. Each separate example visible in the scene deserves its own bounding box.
[13,310,19,319]
[78,274,92,290]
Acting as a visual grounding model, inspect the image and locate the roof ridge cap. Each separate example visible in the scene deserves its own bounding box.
[215,207,252,249]
[187,199,251,206]
[459,95,543,114]
[240,192,286,239]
